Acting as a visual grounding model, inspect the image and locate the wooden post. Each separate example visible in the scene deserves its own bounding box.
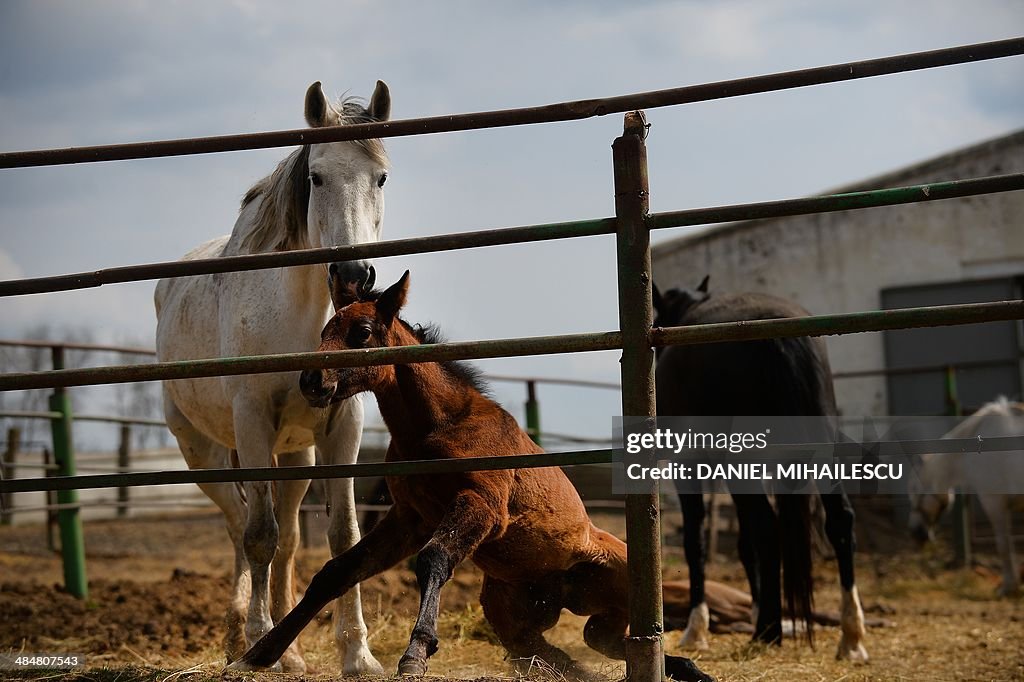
[117,425,131,518]
[44,447,57,551]
[1,427,19,524]
[945,365,972,568]
[525,380,542,446]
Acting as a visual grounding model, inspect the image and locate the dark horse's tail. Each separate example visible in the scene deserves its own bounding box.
[771,332,837,645]
[777,495,814,644]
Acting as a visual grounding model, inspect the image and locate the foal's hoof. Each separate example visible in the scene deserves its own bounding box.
[397,655,428,676]
[836,637,869,663]
[665,655,716,682]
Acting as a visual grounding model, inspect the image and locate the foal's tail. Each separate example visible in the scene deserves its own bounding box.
[777,495,814,645]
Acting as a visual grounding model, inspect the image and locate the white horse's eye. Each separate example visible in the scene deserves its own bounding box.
[310,171,323,187]
[377,172,388,188]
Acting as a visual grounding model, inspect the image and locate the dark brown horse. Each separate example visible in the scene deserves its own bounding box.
[653,276,868,661]
[229,271,714,682]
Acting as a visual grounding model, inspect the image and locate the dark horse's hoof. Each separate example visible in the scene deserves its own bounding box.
[665,655,716,682]
[397,654,428,676]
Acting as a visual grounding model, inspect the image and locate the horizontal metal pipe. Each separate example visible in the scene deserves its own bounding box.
[1,38,1021,168]
[2,433,1020,495]
[0,218,615,297]
[651,300,1024,347]
[0,330,624,391]
[0,449,614,494]
[833,356,1021,380]
[486,374,621,390]
[1,300,1020,392]
[3,173,1021,298]
[0,339,156,356]
[647,173,1024,230]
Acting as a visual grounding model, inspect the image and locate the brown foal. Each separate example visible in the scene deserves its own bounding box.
[229,271,713,682]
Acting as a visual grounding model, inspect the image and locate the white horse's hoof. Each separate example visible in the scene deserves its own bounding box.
[225,659,283,673]
[279,648,307,674]
[679,602,711,651]
[836,637,869,663]
[344,647,385,676]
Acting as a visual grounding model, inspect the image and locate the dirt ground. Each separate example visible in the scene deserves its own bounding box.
[1,510,1022,682]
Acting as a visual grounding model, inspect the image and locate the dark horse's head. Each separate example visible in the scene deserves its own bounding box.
[299,270,410,407]
[652,275,710,356]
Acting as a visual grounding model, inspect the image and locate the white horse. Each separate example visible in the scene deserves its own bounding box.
[909,397,1024,596]
[154,80,391,674]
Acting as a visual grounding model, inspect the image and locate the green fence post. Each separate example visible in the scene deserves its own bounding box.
[945,364,971,568]
[49,345,88,599]
[613,110,664,682]
[525,380,542,446]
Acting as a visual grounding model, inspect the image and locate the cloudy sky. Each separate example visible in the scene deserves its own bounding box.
[1,1,1022,441]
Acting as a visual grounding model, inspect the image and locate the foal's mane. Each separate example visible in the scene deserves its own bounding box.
[399,319,492,398]
[239,97,390,254]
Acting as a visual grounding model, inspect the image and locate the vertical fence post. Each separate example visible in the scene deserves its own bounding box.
[525,380,542,446]
[1,427,20,524]
[117,424,131,518]
[49,345,88,599]
[44,447,57,550]
[613,111,664,682]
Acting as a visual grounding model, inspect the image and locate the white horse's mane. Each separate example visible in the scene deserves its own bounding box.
[239,97,390,253]
[946,395,1024,439]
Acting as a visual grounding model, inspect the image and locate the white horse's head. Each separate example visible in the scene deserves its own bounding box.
[304,80,391,294]
[907,478,954,545]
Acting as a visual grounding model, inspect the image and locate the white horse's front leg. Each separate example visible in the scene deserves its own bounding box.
[318,396,384,676]
[979,495,1020,596]
[270,448,315,672]
[232,402,280,659]
[836,585,868,662]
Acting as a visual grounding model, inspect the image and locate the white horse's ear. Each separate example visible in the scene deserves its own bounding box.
[378,270,410,324]
[368,80,391,122]
[305,81,340,128]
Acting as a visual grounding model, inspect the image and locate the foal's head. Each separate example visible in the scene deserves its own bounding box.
[652,274,710,329]
[299,270,410,407]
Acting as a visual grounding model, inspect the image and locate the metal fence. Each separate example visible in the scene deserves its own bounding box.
[2,37,1024,681]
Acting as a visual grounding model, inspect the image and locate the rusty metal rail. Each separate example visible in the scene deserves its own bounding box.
[0,299,1019,392]
[3,173,1021,297]
[1,37,1021,169]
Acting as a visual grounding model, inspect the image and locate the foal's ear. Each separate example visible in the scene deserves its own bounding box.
[697,275,710,294]
[368,80,391,122]
[378,270,410,324]
[305,81,340,128]
[329,271,361,312]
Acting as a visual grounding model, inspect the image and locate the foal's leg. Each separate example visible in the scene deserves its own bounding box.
[269,448,313,672]
[398,489,503,675]
[678,493,711,651]
[480,576,581,677]
[821,491,868,661]
[317,396,383,675]
[229,504,428,671]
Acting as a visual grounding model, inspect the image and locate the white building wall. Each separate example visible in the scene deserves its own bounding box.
[651,131,1024,416]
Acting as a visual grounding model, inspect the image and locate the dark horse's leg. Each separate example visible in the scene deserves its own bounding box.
[732,493,782,644]
[228,505,428,671]
[821,490,868,661]
[677,493,710,650]
[398,490,501,675]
